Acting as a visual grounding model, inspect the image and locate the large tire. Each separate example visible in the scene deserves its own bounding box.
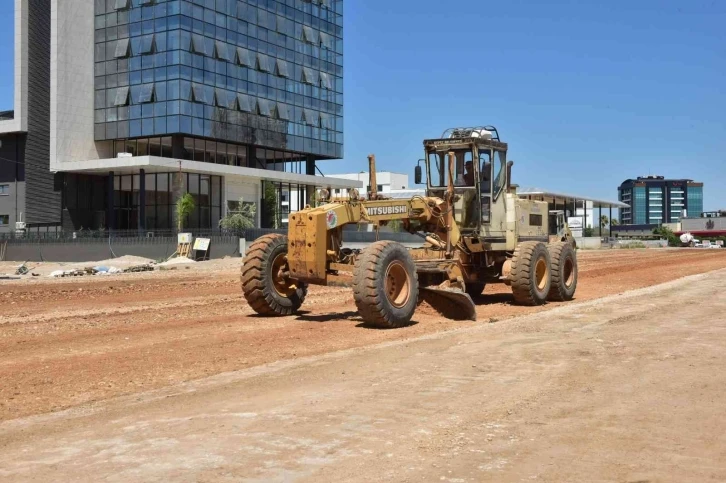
[241,234,307,316]
[547,242,578,301]
[353,241,419,328]
[465,282,486,297]
[510,241,551,306]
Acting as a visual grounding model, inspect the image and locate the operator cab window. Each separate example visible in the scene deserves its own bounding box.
[427,148,479,230]
[492,150,506,200]
[427,152,447,189]
[479,148,492,223]
[455,151,474,186]
[479,150,491,193]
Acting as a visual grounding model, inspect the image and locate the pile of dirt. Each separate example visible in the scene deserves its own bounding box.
[157,256,196,267]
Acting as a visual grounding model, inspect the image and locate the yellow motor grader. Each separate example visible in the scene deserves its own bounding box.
[242,126,578,328]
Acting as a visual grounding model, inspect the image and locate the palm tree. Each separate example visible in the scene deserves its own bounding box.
[176,193,196,231]
[600,215,609,229]
[611,218,619,227]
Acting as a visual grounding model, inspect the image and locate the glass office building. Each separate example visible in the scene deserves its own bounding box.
[618,176,704,226]
[93,0,343,162]
[1,0,352,234]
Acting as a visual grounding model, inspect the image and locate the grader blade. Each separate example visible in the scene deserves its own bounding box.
[419,287,477,321]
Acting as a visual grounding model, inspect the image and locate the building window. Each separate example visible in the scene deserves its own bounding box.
[191,34,213,57]
[320,72,333,90]
[215,41,234,62]
[132,34,155,55]
[130,83,155,104]
[258,99,273,117]
[276,103,291,121]
[113,172,222,231]
[114,38,130,58]
[319,32,334,50]
[276,59,290,78]
[302,26,318,44]
[377,185,383,191]
[302,67,318,85]
[236,47,252,67]
[257,53,272,73]
[0,184,9,195]
[303,109,319,127]
[0,215,8,226]
[114,86,130,106]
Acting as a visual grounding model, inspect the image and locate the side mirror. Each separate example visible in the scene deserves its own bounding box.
[414,165,423,185]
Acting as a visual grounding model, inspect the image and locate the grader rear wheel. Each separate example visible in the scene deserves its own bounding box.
[353,241,419,328]
[547,241,578,301]
[241,234,307,316]
[510,241,552,306]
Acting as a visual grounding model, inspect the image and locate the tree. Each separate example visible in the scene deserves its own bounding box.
[309,188,318,208]
[610,218,620,226]
[600,215,609,229]
[176,193,195,231]
[219,198,256,231]
[584,225,594,237]
[653,225,678,247]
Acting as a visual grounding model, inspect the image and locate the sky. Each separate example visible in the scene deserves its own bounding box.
[0,0,724,209]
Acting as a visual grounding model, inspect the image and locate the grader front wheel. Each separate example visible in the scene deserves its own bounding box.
[353,241,419,328]
[241,234,307,316]
[510,241,552,306]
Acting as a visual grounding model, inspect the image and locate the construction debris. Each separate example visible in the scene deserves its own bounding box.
[124,264,155,273]
[15,263,30,276]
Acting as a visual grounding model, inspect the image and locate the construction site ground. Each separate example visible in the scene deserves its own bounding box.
[1,249,726,481]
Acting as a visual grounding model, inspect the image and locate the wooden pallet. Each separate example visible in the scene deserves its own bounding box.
[177,242,192,259]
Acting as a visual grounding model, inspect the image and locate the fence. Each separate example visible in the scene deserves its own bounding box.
[2,230,244,263]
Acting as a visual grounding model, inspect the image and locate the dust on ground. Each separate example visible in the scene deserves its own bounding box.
[1,267,725,482]
[0,249,725,422]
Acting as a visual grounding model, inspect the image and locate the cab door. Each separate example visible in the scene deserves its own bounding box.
[479,148,508,244]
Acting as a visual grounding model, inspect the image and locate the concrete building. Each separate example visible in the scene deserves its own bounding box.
[618,176,704,226]
[327,171,409,198]
[0,0,354,234]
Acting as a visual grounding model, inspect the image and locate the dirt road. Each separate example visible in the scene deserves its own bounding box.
[1,249,726,423]
[1,267,725,481]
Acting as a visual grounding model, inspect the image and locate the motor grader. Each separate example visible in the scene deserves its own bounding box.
[242,126,578,328]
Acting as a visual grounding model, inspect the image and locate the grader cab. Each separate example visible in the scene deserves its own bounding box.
[242,126,578,328]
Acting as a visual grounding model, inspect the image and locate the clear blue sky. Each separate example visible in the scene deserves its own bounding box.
[0,1,723,208]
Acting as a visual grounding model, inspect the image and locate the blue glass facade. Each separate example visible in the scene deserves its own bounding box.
[93,0,343,160]
[619,177,705,225]
[687,186,703,218]
[633,186,646,224]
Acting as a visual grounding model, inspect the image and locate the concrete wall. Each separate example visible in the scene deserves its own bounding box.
[0,181,25,234]
[574,237,603,249]
[49,0,100,167]
[682,217,726,231]
[4,237,240,263]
